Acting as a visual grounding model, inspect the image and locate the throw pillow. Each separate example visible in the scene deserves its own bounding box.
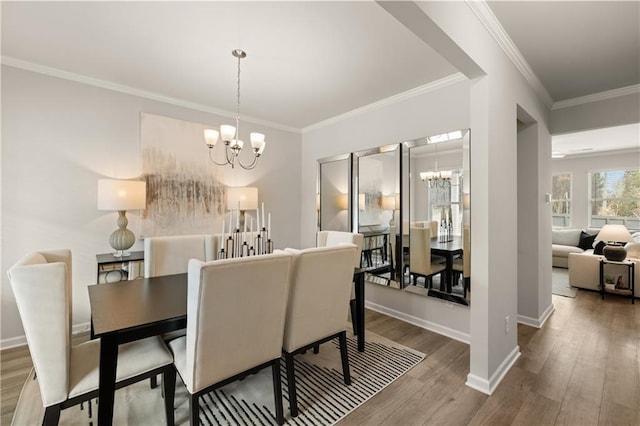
[578,231,597,250]
[593,240,606,255]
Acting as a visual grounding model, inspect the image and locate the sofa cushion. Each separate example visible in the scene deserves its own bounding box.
[552,229,582,246]
[593,240,606,255]
[578,231,597,250]
[552,244,584,257]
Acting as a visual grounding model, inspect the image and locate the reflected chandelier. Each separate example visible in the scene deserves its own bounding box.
[419,141,451,188]
[203,50,266,170]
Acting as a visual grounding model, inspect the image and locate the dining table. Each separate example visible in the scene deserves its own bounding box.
[88,268,366,425]
[430,236,464,292]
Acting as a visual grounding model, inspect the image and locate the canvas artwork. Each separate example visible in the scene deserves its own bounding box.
[140,113,226,237]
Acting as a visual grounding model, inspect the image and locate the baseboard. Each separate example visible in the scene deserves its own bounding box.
[364,301,470,344]
[517,303,555,329]
[465,345,521,395]
[1,322,91,351]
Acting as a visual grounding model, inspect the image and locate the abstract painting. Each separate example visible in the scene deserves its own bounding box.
[141,113,226,237]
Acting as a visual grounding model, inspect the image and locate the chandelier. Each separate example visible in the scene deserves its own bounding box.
[419,140,451,188]
[203,50,265,170]
[420,169,452,188]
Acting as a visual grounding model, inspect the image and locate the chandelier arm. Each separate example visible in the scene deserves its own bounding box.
[237,154,259,170]
[207,149,232,167]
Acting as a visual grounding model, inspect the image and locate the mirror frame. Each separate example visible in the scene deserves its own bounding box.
[353,143,404,289]
[403,129,471,305]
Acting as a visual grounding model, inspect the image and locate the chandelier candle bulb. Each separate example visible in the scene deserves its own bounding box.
[268,213,271,236]
[262,203,265,229]
[256,208,260,231]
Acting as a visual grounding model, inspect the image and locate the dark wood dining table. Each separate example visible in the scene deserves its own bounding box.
[430,236,463,292]
[88,269,366,425]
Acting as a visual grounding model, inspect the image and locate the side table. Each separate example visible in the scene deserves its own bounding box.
[96,251,145,284]
[599,258,635,304]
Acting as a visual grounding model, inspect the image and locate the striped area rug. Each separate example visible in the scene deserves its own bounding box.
[12,332,425,425]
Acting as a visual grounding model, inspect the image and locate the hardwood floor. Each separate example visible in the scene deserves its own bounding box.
[1,290,638,425]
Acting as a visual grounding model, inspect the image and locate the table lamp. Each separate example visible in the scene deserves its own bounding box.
[597,224,633,261]
[226,186,258,229]
[98,179,147,257]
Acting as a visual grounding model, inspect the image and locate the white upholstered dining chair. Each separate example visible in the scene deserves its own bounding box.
[144,234,216,278]
[409,227,446,287]
[316,230,364,333]
[452,225,471,298]
[167,252,293,425]
[282,244,357,417]
[144,234,217,345]
[7,249,175,426]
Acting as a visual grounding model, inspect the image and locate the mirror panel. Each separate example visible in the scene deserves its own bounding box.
[354,144,402,289]
[404,130,470,305]
[318,154,351,232]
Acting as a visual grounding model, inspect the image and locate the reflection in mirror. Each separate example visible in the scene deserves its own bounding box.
[318,154,351,232]
[404,130,470,306]
[354,144,402,289]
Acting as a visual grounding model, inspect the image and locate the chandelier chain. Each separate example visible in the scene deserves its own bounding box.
[236,52,241,138]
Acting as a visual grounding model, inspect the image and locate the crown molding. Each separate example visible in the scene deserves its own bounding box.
[552,84,640,110]
[554,147,640,160]
[1,56,301,134]
[302,72,468,134]
[465,0,554,108]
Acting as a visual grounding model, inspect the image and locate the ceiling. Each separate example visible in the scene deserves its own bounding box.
[1,1,638,132]
[488,1,639,102]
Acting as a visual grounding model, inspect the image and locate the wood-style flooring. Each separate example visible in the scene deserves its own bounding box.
[1,290,639,425]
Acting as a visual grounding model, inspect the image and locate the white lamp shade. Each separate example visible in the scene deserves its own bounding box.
[204,129,220,147]
[359,194,365,211]
[257,142,266,155]
[250,133,265,150]
[98,179,146,211]
[597,224,632,243]
[227,187,258,210]
[220,124,236,141]
[381,195,396,210]
[231,139,244,149]
[440,170,453,179]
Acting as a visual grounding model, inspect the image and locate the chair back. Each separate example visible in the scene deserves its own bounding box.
[410,227,434,276]
[463,226,471,278]
[316,230,363,269]
[144,234,216,277]
[282,245,357,352]
[183,253,292,394]
[7,250,72,407]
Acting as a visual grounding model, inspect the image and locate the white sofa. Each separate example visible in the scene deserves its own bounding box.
[552,228,597,268]
[569,242,640,298]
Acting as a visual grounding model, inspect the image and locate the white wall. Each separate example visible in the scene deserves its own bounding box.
[301,79,472,339]
[410,1,553,394]
[552,93,640,135]
[551,149,640,230]
[1,65,302,347]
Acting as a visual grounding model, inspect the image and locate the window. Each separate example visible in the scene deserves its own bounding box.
[551,173,571,227]
[589,169,640,230]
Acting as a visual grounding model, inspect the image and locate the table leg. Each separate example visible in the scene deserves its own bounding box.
[98,333,118,425]
[354,272,365,352]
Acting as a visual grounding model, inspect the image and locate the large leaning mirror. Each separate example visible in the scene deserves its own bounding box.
[318,154,351,232]
[354,144,403,289]
[404,129,470,305]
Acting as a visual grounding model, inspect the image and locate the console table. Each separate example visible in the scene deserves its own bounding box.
[96,251,144,284]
